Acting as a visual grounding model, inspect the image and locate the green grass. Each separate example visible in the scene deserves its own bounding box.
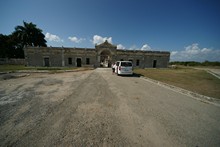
[0,65,29,72]
[134,66,220,99]
[0,65,93,72]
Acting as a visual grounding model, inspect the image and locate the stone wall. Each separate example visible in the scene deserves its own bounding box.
[0,58,25,65]
[24,45,170,68]
[24,47,97,67]
[116,50,170,68]
[24,47,64,66]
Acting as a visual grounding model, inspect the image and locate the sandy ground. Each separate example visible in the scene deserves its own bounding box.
[0,68,220,146]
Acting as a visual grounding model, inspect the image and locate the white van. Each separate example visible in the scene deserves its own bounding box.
[115,61,133,75]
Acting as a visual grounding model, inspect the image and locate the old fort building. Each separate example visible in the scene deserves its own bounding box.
[24,40,170,68]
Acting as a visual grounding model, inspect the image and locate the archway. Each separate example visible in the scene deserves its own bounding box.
[100,50,111,67]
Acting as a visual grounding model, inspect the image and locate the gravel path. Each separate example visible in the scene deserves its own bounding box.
[0,68,220,146]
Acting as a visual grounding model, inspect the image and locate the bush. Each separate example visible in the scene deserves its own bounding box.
[170,61,220,67]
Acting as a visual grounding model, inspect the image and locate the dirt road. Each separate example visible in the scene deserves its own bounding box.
[0,68,220,146]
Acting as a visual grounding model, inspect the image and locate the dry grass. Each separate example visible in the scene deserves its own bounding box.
[0,65,94,72]
[0,65,28,72]
[134,67,220,99]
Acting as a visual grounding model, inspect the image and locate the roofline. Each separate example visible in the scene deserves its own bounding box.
[24,46,170,54]
[117,49,170,54]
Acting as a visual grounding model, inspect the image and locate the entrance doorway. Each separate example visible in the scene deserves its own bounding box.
[76,58,82,67]
[100,50,111,67]
[44,57,49,67]
[153,60,157,68]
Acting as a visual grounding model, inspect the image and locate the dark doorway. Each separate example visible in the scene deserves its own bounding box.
[86,58,90,65]
[153,60,157,68]
[136,59,140,66]
[68,58,72,65]
[44,57,49,67]
[76,58,82,67]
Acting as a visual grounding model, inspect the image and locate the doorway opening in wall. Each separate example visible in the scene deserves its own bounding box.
[68,58,72,65]
[86,58,90,65]
[44,57,49,67]
[136,59,140,66]
[100,50,111,67]
[153,60,157,68]
[128,59,133,63]
[76,58,82,67]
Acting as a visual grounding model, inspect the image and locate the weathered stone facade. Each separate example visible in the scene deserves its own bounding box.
[24,41,170,68]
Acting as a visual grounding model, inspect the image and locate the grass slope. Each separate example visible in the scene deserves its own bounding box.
[0,65,93,72]
[134,67,220,99]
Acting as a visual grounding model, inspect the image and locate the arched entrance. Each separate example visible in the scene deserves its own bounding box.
[100,50,111,67]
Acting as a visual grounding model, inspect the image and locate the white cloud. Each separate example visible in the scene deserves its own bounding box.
[117,44,125,49]
[185,43,200,55]
[68,36,85,43]
[171,43,220,62]
[141,44,152,50]
[171,51,178,56]
[201,48,212,53]
[45,32,63,42]
[92,35,112,45]
[128,44,153,50]
[129,45,138,50]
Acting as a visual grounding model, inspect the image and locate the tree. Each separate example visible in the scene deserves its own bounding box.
[0,34,20,58]
[13,21,47,47]
[0,21,47,58]
[0,34,8,58]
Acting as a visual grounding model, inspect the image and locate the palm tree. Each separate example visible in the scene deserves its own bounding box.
[13,21,47,47]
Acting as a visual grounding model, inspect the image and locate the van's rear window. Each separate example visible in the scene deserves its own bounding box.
[121,62,132,66]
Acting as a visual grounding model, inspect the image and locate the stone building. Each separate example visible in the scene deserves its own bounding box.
[24,40,170,68]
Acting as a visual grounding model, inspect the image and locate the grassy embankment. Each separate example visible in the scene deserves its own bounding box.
[0,65,93,73]
[134,66,220,99]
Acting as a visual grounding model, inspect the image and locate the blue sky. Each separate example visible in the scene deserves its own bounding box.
[0,0,220,61]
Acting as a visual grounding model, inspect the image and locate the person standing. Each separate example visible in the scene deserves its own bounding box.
[112,63,115,74]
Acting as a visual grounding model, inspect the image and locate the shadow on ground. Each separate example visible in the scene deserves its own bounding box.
[117,73,143,78]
